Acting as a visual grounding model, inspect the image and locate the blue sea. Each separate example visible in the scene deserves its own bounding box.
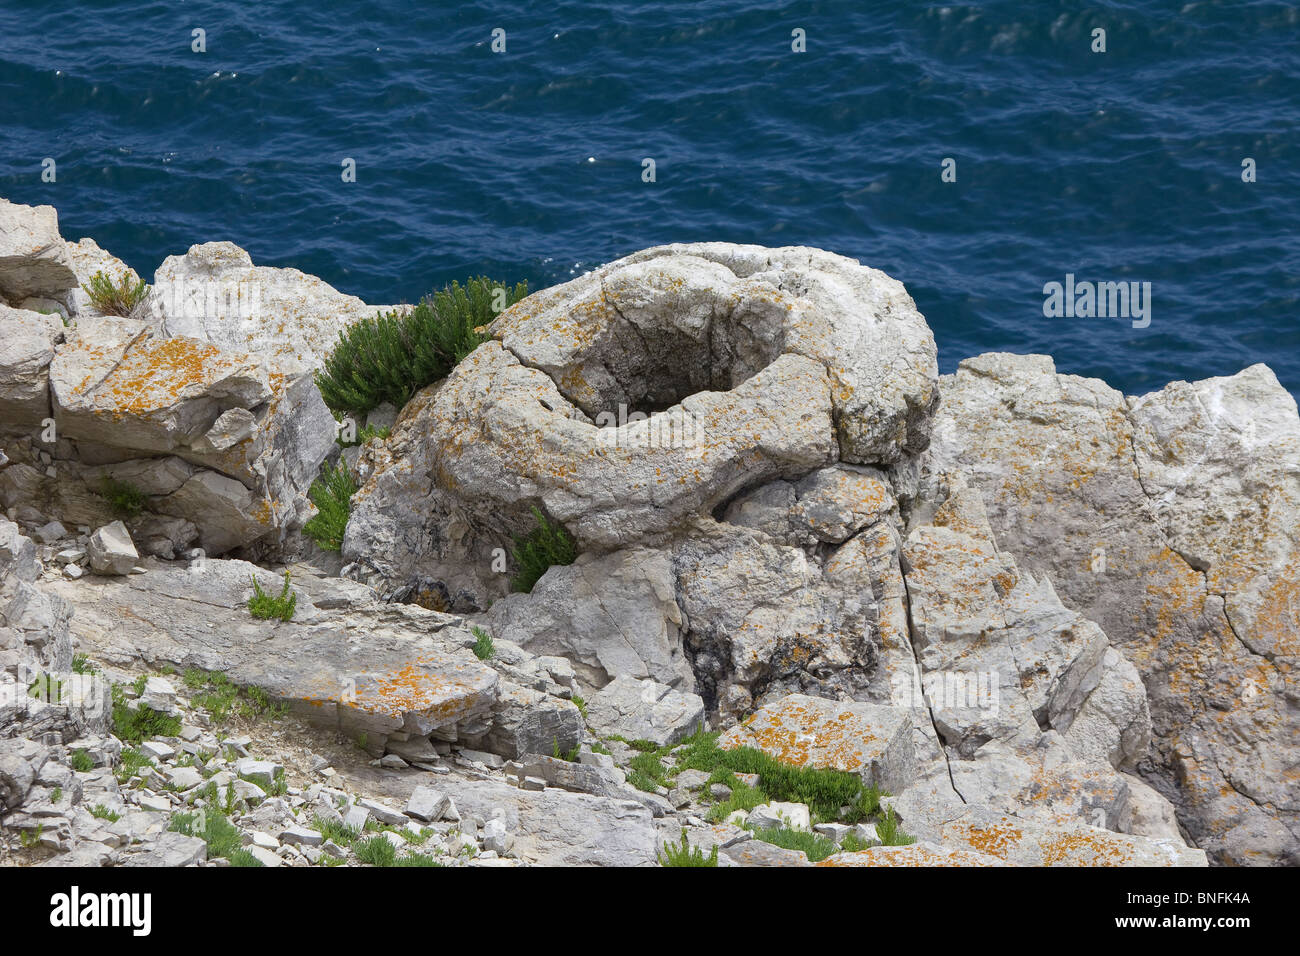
[2,1,1297,398]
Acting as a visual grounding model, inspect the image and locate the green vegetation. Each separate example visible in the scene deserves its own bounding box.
[20,825,44,849]
[302,462,358,551]
[51,787,63,803]
[184,669,288,724]
[312,813,360,848]
[571,695,588,720]
[169,809,262,867]
[353,834,397,866]
[71,653,95,675]
[657,829,718,867]
[552,737,580,763]
[674,730,881,823]
[69,749,95,773]
[111,684,182,745]
[82,269,149,317]
[114,746,155,785]
[470,625,495,661]
[315,277,529,416]
[26,672,64,703]
[875,806,915,847]
[88,804,121,823]
[99,476,147,518]
[509,506,577,593]
[248,570,297,621]
[336,422,391,448]
[749,825,839,863]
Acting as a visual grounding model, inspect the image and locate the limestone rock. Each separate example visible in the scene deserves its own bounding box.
[924,353,1300,865]
[86,521,139,575]
[584,676,705,749]
[719,694,914,794]
[0,199,78,305]
[0,305,62,425]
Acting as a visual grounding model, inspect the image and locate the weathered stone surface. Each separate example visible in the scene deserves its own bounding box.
[43,559,523,755]
[345,243,938,606]
[483,548,692,690]
[0,305,62,425]
[0,199,78,305]
[86,521,139,575]
[924,353,1300,865]
[719,694,914,794]
[64,237,143,319]
[151,241,380,376]
[9,315,337,556]
[584,676,704,748]
[815,842,1009,867]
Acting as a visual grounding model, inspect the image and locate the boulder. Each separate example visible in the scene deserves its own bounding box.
[0,199,78,305]
[719,694,914,794]
[924,353,1300,865]
[86,521,139,575]
[583,676,705,748]
[344,243,939,605]
[150,241,380,376]
[0,305,63,425]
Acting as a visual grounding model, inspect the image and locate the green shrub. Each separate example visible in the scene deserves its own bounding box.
[315,277,528,416]
[337,423,391,448]
[82,269,148,317]
[71,654,95,675]
[471,625,495,661]
[170,809,262,866]
[111,684,182,744]
[69,749,95,773]
[875,806,915,847]
[248,570,296,621]
[354,834,397,866]
[510,506,577,593]
[749,825,839,863]
[302,462,358,551]
[674,730,881,823]
[88,804,120,823]
[657,830,718,867]
[99,476,147,518]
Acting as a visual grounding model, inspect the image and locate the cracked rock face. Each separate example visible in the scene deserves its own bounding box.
[924,352,1300,866]
[0,198,387,558]
[343,243,938,605]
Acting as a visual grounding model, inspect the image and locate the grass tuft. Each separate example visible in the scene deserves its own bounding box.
[82,269,148,317]
[99,476,147,518]
[302,462,358,552]
[509,506,577,593]
[470,625,494,661]
[657,829,718,867]
[248,570,296,621]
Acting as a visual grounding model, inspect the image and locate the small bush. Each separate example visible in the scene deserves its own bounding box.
[88,804,120,823]
[471,625,495,661]
[99,476,147,518]
[875,806,915,847]
[248,570,296,621]
[170,809,262,866]
[69,749,95,773]
[657,830,718,867]
[510,506,577,593]
[354,834,397,867]
[315,277,528,416]
[110,684,182,744]
[82,269,148,317]
[302,463,358,551]
[71,654,95,675]
[749,825,838,863]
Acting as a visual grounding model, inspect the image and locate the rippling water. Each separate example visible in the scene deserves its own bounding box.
[2,0,1297,396]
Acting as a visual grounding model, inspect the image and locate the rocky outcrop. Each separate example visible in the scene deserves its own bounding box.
[343,243,939,604]
[0,197,397,559]
[923,353,1300,866]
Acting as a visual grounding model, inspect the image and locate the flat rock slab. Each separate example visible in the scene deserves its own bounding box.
[815,842,1009,867]
[49,560,499,741]
[719,693,913,794]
